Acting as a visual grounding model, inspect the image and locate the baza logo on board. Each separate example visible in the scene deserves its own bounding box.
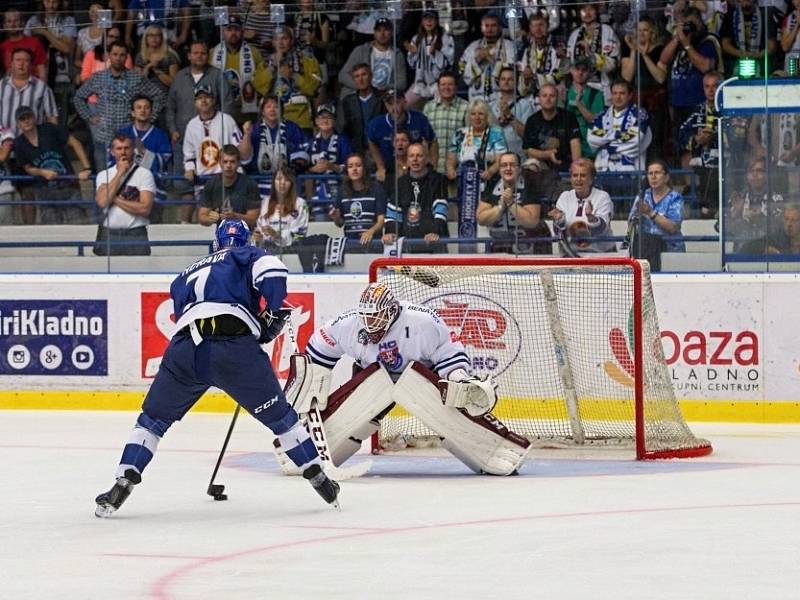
[140,292,315,380]
[422,293,521,376]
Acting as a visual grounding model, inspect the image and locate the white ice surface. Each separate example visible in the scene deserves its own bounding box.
[1,411,799,600]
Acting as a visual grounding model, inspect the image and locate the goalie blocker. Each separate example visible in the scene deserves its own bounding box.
[277,355,529,476]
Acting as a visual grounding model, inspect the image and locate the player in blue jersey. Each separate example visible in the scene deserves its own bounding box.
[95,219,339,517]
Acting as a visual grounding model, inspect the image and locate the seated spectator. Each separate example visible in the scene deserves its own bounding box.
[446,99,507,188]
[305,103,352,213]
[459,12,516,102]
[780,0,800,72]
[94,133,155,255]
[78,26,133,84]
[517,11,568,100]
[764,204,800,254]
[0,10,48,81]
[0,129,16,224]
[720,0,778,77]
[522,83,581,175]
[264,25,321,133]
[566,58,605,161]
[124,0,189,53]
[384,142,449,254]
[254,165,309,250]
[339,18,407,97]
[1,48,58,136]
[549,158,615,253]
[566,2,621,104]
[368,90,437,184]
[15,105,92,225]
[489,66,536,159]
[627,159,685,272]
[329,153,387,249]
[587,79,652,172]
[135,25,180,99]
[477,151,552,254]
[728,156,786,251]
[678,71,723,218]
[423,72,469,174]
[621,17,668,161]
[338,63,386,161]
[198,145,261,230]
[404,9,455,108]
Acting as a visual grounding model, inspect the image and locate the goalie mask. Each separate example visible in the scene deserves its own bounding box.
[214,219,250,250]
[357,283,400,344]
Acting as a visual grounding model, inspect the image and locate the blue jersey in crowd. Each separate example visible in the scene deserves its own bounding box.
[171,246,288,337]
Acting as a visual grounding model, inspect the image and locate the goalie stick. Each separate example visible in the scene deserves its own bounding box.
[282,316,372,480]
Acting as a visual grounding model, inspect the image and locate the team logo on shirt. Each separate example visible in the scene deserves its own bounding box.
[349,201,363,218]
[377,340,403,370]
[200,139,221,169]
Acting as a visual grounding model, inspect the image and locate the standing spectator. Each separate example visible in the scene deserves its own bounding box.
[94,133,155,255]
[628,159,686,272]
[338,63,385,159]
[549,158,615,253]
[339,18,408,98]
[125,0,190,52]
[0,10,48,82]
[166,40,232,227]
[384,142,449,254]
[198,145,260,230]
[477,151,551,254]
[210,15,270,125]
[0,48,58,136]
[423,72,469,174]
[25,0,77,131]
[446,100,508,187]
[0,129,15,224]
[657,6,723,133]
[385,129,412,197]
[329,153,386,248]
[522,84,582,174]
[243,0,276,55]
[78,26,133,84]
[182,86,250,224]
[587,79,652,172]
[74,41,166,175]
[678,71,723,218]
[305,103,352,212]
[566,3,620,104]
[367,90,437,184]
[565,58,605,161]
[720,0,778,77]
[489,66,536,159]
[404,9,455,109]
[115,95,172,223]
[459,12,516,102]
[517,11,568,101]
[134,25,180,99]
[254,165,309,250]
[291,0,336,103]
[263,26,321,133]
[621,17,668,162]
[75,4,105,74]
[15,106,92,224]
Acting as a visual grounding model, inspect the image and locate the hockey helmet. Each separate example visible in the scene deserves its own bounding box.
[214,219,251,250]
[357,282,400,343]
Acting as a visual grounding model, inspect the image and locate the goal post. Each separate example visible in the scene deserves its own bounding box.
[368,256,712,460]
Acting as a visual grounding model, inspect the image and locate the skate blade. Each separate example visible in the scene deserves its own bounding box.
[95,504,116,518]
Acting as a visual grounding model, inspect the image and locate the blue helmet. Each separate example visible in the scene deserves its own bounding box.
[214,219,251,250]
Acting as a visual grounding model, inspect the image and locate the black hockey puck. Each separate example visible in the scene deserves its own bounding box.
[213,493,228,501]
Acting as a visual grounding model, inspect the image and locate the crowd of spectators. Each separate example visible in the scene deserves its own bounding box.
[0,0,795,260]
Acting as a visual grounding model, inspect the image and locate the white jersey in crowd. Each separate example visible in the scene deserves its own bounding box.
[306,301,471,378]
[554,186,615,252]
[183,110,244,177]
[566,23,620,103]
[587,104,652,172]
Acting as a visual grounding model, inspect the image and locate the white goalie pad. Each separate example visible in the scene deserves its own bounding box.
[441,375,498,417]
[318,362,395,466]
[393,362,530,476]
[284,353,332,414]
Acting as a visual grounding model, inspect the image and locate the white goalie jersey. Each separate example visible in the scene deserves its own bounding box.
[306,302,471,379]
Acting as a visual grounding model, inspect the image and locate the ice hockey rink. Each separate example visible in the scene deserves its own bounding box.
[2,411,799,600]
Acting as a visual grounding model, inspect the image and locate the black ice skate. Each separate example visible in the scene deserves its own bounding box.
[95,469,142,518]
[303,463,340,509]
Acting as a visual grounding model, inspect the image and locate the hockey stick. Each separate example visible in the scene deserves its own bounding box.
[282,316,372,480]
[206,403,241,501]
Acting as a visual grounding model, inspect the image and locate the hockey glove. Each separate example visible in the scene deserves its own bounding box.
[258,308,291,344]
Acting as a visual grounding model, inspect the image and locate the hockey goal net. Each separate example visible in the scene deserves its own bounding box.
[369,257,711,460]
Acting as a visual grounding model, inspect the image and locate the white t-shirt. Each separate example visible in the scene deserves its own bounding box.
[96,165,156,229]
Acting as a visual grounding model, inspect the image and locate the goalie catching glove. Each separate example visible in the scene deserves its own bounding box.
[440,369,498,417]
[258,308,291,344]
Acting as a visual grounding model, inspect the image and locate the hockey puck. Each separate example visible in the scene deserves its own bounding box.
[213,493,228,501]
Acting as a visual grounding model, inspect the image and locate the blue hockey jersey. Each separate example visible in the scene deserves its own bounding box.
[171,246,288,337]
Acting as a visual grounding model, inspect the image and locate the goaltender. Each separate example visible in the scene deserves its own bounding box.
[276,282,530,476]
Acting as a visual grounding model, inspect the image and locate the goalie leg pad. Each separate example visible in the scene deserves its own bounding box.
[319,363,395,466]
[393,363,530,476]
